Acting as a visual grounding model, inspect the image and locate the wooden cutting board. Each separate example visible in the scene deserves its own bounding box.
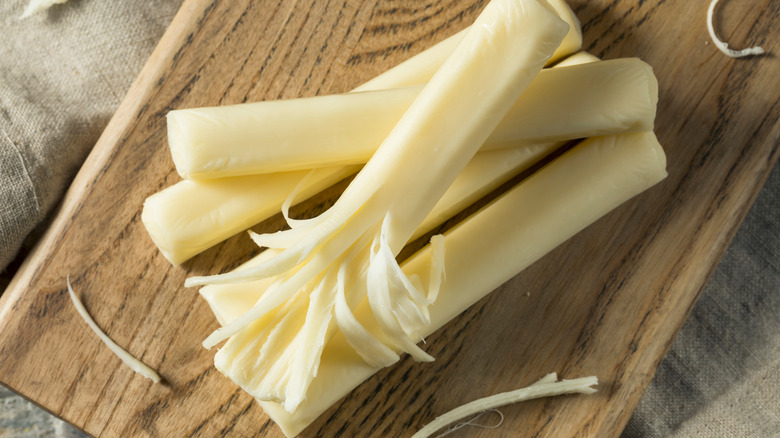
[1,0,777,436]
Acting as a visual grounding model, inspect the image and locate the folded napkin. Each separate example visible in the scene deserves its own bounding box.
[0,1,777,437]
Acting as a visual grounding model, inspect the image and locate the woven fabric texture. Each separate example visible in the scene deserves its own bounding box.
[624,163,780,437]
[0,0,180,270]
[0,1,777,437]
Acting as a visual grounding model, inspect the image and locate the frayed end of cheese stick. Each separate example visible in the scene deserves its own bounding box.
[250,132,665,437]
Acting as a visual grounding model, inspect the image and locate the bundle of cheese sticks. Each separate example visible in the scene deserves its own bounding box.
[142,0,666,435]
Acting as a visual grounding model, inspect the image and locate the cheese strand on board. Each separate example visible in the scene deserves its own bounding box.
[204,132,667,437]
[168,58,656,178]
[67,278,162,383]
[188,0,570,413]
[412,374,598,438]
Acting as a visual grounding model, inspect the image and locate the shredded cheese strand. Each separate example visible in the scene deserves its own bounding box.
[366,223,434,362]
[707,0,765,58]
[201,207,380,348]
[333,236,400,367]
[335,257,400,367]
[434,409,503,438]
[412,375,598,438]
[435,373,560,436]
[281,169,320,229]
[66,277,161,383]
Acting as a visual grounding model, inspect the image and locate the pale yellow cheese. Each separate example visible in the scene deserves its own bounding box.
[203,131,667,436]
[145,55,604,265]
[142,166,359,265]
[413,144,560,240]
[706,0,765,58]
[168,58,656,178]
[67,278,162,383]
[192,0,570,414]
[146,146,559,266]
[197,111,591,330]
[554,51,601,67]
[168,0,583,180]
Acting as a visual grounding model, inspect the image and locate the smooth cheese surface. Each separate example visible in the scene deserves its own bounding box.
[167,58,655,178]
[167,0,582,180]
[555,51,601,67]
[141,166,358,265]
[167,87,418,178]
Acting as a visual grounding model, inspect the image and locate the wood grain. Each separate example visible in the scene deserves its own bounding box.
[1,0,778,436]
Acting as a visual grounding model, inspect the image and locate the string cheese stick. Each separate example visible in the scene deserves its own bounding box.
[147,0,583,262]
[352,0,581,92]
[191,0,570,413]
[197,144,560,321]
[144,53,606,265]
[205,133,667,329]
[217,131,667,437]
[169,58,656,178]
[198,141,574,323]
[167,0,582,180]
[145,146,553,265]
[142,166,359,265]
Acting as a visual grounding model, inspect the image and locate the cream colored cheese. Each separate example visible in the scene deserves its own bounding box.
[142,166,359,265]
[191,0,570,414]
[554,51,601,67]
[67,277,161,383]
[205,132,666,436]
[168,58,656,178]
[145,52,603,265]
[145,146,556,266]
[167,0,583,181]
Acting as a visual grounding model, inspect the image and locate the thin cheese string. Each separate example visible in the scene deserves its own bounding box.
[433,409,504,438]
[67,276,161,383]
[281,169,319,229]
[412,375,598,438]
[431,374,559,437]
[707,0,765,58]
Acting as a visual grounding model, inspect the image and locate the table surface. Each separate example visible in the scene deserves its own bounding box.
[0,0,778,437]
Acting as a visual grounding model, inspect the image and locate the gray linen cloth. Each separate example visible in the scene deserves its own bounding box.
[0,1,777,436]
[0,0,181,271]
